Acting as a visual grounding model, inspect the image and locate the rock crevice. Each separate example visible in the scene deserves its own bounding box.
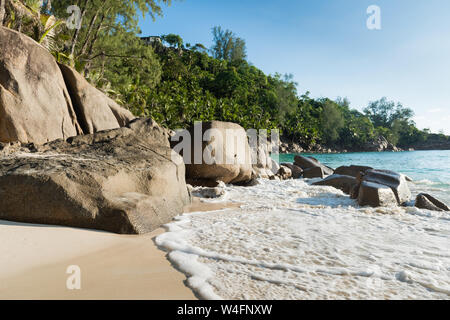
[0,118,191,234]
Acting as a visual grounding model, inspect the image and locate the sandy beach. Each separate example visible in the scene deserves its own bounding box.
[0,198,239,300]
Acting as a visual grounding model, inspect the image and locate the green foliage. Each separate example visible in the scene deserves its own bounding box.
[5,4,441,150]
[93,26,161,93]
[161,33,183,49]
[144,47,276,130]
[363,97,425,147]
[211,26,247,62]
[48,0,170,78]
[2,0,64,45]
[283,93,321,146]
[142,31,434,150]
[320,99,345,144]
[364,97,414,128]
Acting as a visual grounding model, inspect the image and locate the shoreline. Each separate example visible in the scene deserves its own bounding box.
[0,198,239,300]
[279,148,450,156]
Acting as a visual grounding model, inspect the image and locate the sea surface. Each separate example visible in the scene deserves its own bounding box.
[157,151,450,300]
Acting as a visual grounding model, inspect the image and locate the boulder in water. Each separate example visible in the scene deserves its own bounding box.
[294,155,333,175]
[250,132,277,179]
[359,169,411,205]
[357,181,398,207]
[277,165,292,180]
[191,184,226,199]
[280,163,303,179]
[415,193,450,212]
[334,165,373,178]
[303,166,325,179]
[312,174,358,194]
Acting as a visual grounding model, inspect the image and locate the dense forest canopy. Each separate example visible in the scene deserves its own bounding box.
[1,0,447,150]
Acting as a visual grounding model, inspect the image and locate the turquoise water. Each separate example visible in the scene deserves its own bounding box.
[160,150,450,299]
[279,150,450,185]
[279,150,450,203]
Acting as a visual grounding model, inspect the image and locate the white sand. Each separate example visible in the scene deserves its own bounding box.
[0,198,239,300]
[0,220,127,278]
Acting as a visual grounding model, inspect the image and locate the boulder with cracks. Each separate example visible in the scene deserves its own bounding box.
[0,118,190,234]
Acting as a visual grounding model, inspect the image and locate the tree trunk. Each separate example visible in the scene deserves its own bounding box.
[69,0,90,57]
[0,0,5,26]
[83,13,105,74]
[80,8,100,56]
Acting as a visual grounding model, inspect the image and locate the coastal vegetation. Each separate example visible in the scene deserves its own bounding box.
[1,0,448,151]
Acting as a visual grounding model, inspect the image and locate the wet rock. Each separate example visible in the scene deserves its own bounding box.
[192,186,226,199]
[280,163,303,179]
[312,174,358,195]
[334,165,373,178]
[357,181,398,207]
[350,183,361,199]
[186,179,223,188]
[250,132,277,179]
[294,155,333,175]
[277,166,292,180]
[415,193,450,212]
[403,175,413,182]
[359,169,411,205]
[303,166,325,179]
[234,178,260,187]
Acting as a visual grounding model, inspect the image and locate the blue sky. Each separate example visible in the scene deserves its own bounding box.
[139,0,450,134]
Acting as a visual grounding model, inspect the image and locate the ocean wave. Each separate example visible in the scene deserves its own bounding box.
[158,179,450,300]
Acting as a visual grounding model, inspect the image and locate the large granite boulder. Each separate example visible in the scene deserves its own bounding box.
[312,174,358,194]
[363,136,389,152]
[334,165,373,178]
[363,136,399,152]
[277,165,292,180]
[303,166,326,179]
[357,181,398,207]
[294,155,333,175]
[359,169,411,205]
[59,64,135,134]
[0,118,190,234]
[415,194,450,212]
[249,132,279,179]
[109,102,136,127]
[281,163,303,179]
[181,121,252,186]
[280,140,304,154]
[0,26,81,144]
[294,155,318,170]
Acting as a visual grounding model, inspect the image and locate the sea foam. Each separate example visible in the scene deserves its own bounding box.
[157,178,450,300]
